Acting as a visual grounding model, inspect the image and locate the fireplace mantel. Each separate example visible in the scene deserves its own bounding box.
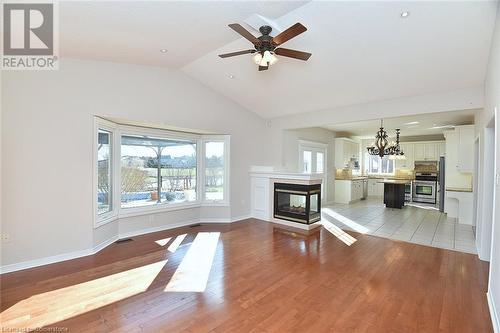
[250,169,323,230]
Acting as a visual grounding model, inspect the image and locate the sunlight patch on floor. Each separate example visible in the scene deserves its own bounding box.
[405,202,439,211]
[168,233,187,253]
[155,237,172,246]
[0,260,167,330]
[164,232,220,293]
[322,219,357,246]
[322,208,369,234]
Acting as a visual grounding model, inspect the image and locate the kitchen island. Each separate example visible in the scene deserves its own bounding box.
[379,179,411,209]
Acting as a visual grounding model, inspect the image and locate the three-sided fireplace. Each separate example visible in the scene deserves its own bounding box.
[273,183,321,224]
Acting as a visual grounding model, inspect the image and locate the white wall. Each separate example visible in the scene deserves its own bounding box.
[1,59,270,268]
[475,3,500,332]
[280,127,336,203]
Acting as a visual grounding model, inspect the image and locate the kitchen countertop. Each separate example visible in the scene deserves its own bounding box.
[446,187,473,193]
[335,176,368,180]
[377,179,412,185]
[335,176,413,181]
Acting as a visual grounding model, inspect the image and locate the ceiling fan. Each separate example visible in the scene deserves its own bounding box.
[218,23,311,71]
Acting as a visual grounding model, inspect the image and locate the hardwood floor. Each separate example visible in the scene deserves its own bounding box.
[0,219,492,332]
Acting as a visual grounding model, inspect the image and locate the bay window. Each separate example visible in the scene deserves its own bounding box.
[94,117,229,226]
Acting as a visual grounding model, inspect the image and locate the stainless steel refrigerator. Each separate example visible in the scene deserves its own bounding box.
[439,156,445,212]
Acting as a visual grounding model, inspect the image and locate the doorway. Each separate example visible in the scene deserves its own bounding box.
[476,115,496,261]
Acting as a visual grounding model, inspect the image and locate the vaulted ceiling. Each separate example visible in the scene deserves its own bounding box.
[60,1,498,119]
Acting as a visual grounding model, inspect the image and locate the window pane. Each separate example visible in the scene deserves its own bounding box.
[316,152,324,173]
[97,130,112,215]
[205,141,224,201]
[303,151,312,173]
[365,154,394,175]
[121,135,196,208]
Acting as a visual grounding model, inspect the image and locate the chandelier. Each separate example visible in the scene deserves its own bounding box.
[367,120,405,159]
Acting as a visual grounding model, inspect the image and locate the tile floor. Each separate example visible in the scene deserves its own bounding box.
[322,198,477,254]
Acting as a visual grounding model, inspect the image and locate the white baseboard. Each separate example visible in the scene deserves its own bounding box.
[0,216,250,274]
[118,218,199,240]
[0,234,119,275]
[488,292,500,333]
[231,214,252,222]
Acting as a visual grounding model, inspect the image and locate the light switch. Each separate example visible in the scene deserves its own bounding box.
[496,173,500,186]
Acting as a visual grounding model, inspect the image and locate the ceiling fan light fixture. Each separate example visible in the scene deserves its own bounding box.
[220,22,311,71]
[253,52,263,64]
[262,50,272,63]
[269,53,278,65]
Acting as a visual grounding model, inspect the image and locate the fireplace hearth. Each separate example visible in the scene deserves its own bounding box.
[274,183,321,224]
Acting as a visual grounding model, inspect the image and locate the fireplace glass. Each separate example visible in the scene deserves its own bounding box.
[274,183,321,224]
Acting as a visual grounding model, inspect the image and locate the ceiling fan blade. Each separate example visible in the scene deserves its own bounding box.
[258,65,269,71]
[218,49,255,58]
[228,23,260,45]
[275,48,312,61]
[272,23,307,46]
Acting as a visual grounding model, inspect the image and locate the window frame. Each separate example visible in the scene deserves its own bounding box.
[298,140,328,201]
[93,118,119,227]
[364,153,396,176]
[201,136,230,206]
[94,118,230,228]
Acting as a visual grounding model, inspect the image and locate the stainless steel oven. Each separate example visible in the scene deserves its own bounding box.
[405,182,412,202]
[412,180,437,203]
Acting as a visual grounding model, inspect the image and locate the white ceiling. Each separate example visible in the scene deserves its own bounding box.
[322,109,477,138]
[59,1,497,119]
[183,1,497,118]
[59,1,306,68]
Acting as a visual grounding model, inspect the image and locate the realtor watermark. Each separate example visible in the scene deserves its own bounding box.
[1,1,59,70]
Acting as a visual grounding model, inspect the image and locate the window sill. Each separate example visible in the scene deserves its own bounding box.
[119,201,201,218]
[201,201,229,207]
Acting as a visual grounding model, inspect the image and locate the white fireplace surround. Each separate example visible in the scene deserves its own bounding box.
[249,167,323,230]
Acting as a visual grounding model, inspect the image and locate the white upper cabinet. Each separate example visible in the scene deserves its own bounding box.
[438,142,446,157]
[424,143,438,160]
[335,138,360,169]
[456,125,474,172]
[396,143,414,169]
[414,143,425,160]
[414,142,439,161]
[445,126,474,173]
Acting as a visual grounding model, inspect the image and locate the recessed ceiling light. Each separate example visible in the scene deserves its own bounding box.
[228,74,234,79]
[401,11,410,18]
[160,49,168,53]
[430,124,455,129]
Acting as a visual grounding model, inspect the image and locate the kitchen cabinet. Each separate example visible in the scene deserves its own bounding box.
[444,127,474,189]
[367,179,384,196]
[335,138,360,170]
[424,143,438,160]
[396,143,414,169]
[334,179,365,203]
[438,142,446,157]
[414,143,439,161]
[457,125,474,172]
[414,144,425,160]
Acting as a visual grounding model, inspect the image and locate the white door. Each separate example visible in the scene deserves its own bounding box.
[299,142,327,200]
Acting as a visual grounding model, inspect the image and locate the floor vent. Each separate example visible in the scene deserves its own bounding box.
[189,223,202,228]
[115,238,133,244]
